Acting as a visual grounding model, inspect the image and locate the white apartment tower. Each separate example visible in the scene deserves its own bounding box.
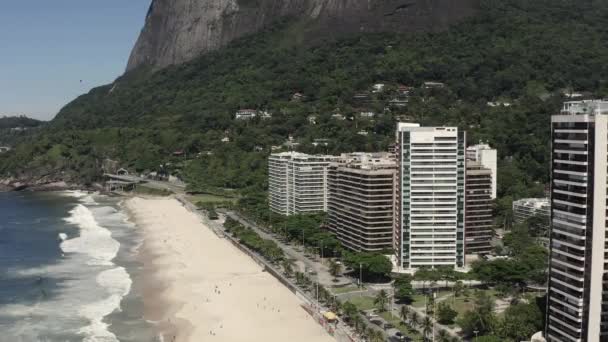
[466,143,497,199]
[268,152,336,216]
[546,100,608,342]
[395,123,466,270]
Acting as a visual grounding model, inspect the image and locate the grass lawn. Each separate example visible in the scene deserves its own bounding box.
[331,286,365,295]
[411,290,452,308]
[134,185,173,196]
[436,288,502,317]
[378,312,424,342]
[188,193,238,205]
[349,296,376,311]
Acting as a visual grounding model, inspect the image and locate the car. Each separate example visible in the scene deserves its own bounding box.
[365,312,378,319]
[384,323,395,330]
[370,319,384,326]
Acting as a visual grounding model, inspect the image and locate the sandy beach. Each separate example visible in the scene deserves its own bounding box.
[125,197,334,342]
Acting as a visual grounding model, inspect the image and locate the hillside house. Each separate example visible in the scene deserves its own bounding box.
[235,109,257,120]
[372,83,385,93]
[291,92,305,101]
[423,81,445,89]
[313,138,330,147]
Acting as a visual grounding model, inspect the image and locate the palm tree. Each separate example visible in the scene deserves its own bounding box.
[422,316,433,341]
[329,260,342,279]
[409,311,420,331]
[282,258,295,277]
[352,315,365,334]
[399,305,410,324]
[437,329,451,342]
[374,289,389,312]
[365,328,383,342]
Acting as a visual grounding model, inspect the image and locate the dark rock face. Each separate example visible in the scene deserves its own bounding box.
[127,0,479,71]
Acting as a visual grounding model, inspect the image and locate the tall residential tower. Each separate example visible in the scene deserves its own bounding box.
[268,152,336,216]
[466,143,497,199]
[546,100,608,341]
[465,161,494,255]
[327,153,397,252]
[394,123,466,271]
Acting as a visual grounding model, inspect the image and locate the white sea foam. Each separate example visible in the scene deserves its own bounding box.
[61,190,89,198]
[78,267,132,342]
[4,196,137,341]
[62,205,120,266]
[81,194,98,205]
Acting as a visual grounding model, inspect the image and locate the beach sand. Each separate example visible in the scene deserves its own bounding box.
[125,197,334,342]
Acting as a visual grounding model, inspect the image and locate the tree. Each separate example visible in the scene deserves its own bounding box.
[282,258,295,277]
[437,302,458,325]
[399,305,410,323]
[426,293,436,315]
[454,281,465,297]
[344,252,393,281]
[342,301,358,320]
[457,291,496,337]
[498,302,543,341]
[422,316,434,341]
[374,289,389,312]
[329,260,342,279]
[437,329,451,342]
[409,311,420,330]
[394,274,415,304]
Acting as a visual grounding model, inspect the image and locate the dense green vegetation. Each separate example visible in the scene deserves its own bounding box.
[224,217,285,262]
[2,0,607,204]
[0,115,43,129]
[0,115,44,146]
[471,218,548,290]
[457,291,545,341]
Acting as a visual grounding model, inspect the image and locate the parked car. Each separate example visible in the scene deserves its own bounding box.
[388,329,412,342]
[370,319,384,326]
[366,312,378,319]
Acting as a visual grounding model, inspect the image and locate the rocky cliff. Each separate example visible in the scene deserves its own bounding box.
[127,0,479,71]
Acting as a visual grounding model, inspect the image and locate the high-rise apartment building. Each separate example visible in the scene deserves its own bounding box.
[546,100,608,342]
[327,153,397,252]
[465,161,494,255]
[394,123,466,271]
[268,152,336,216]
[466,143,497,199]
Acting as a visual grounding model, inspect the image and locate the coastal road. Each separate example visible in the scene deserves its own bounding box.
[224,211,352,288]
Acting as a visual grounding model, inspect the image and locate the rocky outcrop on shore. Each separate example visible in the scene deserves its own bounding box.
[0,177,91,192]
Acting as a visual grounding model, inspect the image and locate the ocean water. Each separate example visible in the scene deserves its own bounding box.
[0,191,155,342]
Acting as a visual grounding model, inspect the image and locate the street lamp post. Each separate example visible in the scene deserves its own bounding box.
[474,330,479,341]
[359,263,363,291]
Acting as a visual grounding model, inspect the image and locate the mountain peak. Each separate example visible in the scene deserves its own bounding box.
[126,0,479,71]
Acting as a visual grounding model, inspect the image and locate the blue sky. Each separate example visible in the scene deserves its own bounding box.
[0,1,151,120]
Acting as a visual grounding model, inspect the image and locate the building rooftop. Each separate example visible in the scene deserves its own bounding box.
[513,197,549,209]
[562,100,608,115]
[270,151,336,160]
[334,152,396,170]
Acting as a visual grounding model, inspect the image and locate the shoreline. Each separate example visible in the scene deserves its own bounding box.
[124,196,334,342]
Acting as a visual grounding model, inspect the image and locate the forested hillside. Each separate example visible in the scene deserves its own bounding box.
[1,0,607,214]
[0,116,44,146]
